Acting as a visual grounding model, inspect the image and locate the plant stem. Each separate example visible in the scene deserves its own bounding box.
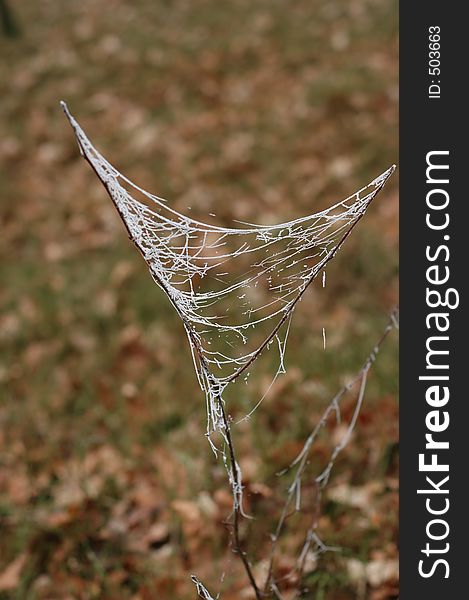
[218,396,263,600]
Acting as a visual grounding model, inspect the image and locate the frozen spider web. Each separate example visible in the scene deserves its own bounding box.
[61,102,394,453]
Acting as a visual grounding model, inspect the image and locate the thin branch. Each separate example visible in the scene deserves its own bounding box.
[263,307,398,594]
[218,397,262,599]
[191,575,217,600]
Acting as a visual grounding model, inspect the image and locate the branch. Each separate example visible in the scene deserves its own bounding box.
[263,307,399,594]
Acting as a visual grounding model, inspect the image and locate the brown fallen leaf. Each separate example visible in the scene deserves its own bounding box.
[0,553,27,591]
[366,558,399,587]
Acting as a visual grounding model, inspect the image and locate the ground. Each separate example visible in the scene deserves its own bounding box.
[0,1,397,598]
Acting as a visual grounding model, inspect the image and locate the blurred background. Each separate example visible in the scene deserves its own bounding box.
[0,1,398,598]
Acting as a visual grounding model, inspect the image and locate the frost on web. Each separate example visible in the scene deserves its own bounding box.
[61,102,394,453]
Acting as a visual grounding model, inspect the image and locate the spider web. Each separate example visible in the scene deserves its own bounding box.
[61,102,394,450]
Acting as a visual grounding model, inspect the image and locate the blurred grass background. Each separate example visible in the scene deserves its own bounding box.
[0,1,397,598]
